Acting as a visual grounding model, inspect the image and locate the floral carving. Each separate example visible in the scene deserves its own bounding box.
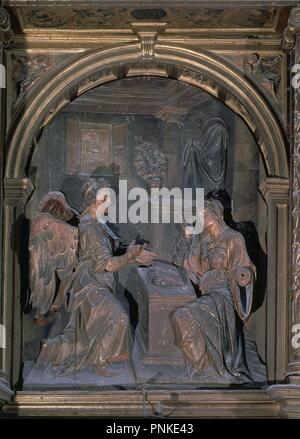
[178,68,207,84]
[134,141,168,184]
[168,7,276,28]
[79,70,117,92]
[23,7,130,29]
[127,63,167,74]
[20,7,277,31]
[292,83,300,342]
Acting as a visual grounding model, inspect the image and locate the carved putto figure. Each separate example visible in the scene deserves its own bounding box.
[172,199,267,383]
[29,179,156,376]
[243,53,281,100]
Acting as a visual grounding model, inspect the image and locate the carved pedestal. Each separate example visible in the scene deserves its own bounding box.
[131,261,195,383]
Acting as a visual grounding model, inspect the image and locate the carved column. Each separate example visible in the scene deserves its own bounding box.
[1,179,33,395]
[0,11,4,329]
[260,178,289,382]
[261,7,300,418]
[0,6,14,405]
[289,31,300,383]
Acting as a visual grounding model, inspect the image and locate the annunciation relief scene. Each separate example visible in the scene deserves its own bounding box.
[22,76,268,388]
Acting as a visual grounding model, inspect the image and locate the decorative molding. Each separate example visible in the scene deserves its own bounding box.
[225,94,255,131]
[138,31,157,59]
[2,389,280,418]
[259,177,290,205]
[177,67,208,85]
[177,67,218,98]
[78,69,118,95]
[131,23,166,59]
[21,7,132,29]
[15,5,280,34]
[0,7,13,47]
[127,62,168,77]
[41,96,71,128]
[3,178,34,203]
[268,386,300,419]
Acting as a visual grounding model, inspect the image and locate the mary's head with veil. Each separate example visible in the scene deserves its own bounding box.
[202,198,228,237]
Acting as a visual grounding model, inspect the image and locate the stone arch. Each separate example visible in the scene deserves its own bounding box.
[4,42,288,179]
[1,42,290,386]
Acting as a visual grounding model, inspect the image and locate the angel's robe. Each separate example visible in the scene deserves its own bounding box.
[36,214,129,373]
[171,227,267,383]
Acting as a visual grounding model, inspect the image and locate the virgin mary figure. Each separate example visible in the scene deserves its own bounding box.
[171,199,267,383]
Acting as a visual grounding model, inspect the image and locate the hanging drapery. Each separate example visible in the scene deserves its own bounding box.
[183,117,228,192]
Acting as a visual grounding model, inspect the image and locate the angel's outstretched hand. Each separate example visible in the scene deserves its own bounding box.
[135,249,158,266]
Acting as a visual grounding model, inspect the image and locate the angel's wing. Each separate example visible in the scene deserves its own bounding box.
[29,212,78,316]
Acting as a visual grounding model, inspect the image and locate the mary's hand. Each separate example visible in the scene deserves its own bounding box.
[235,267,252,287]
[127,244,144,259]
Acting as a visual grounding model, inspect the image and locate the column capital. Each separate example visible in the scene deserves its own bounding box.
[259,177,289,205]
[4,178,34,203]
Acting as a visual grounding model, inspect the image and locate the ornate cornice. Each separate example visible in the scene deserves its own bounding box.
[3,178,34,202]
[259,177,289,204]
[290,66,300,371]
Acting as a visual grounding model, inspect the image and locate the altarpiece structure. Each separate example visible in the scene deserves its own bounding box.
[0,0,299,418]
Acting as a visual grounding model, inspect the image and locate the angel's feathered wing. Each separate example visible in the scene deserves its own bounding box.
[29,212,78,316]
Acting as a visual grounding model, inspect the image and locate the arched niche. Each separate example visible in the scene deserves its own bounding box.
[4,43,288,179]
[1,43,289,388]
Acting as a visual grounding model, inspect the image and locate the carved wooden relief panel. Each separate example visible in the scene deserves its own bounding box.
[0,1,295,419]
